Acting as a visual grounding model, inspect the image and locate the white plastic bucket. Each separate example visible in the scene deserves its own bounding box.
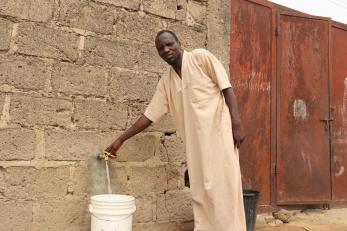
[89,194,136,231]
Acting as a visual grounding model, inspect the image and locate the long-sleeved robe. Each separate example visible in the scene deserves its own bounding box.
[144,49,246,231]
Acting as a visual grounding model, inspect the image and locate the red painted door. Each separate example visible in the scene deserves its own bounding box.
[230,0,275,206]
[332,22,347,202]
[276,12,331,204]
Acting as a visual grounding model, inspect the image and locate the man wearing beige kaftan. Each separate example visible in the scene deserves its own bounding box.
[106,30,246,231]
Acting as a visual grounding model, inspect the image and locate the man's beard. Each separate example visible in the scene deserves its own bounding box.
[165,55,179,66]
[166,58,177,66]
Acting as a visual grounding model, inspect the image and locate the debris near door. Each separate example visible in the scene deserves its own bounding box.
[272,209,292,223]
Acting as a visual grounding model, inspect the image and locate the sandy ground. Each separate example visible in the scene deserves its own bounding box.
[258,225,347,231]
[256,208,347,231]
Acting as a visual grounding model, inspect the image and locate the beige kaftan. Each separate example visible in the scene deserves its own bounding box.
[144,49,246,231]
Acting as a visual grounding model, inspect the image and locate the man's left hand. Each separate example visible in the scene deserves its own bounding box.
[232,123,245,149]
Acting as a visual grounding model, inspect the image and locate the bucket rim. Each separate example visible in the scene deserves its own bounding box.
[243,189,260,196]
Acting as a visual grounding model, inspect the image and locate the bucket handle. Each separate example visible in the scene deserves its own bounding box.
[89,205,135,222]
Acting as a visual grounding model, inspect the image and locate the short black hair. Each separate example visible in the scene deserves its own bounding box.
[155,30,179,42]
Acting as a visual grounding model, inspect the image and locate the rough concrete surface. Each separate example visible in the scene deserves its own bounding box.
[0,19,13,50]
[0,56,50,91]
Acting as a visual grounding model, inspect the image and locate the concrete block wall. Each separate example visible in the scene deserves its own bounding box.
[0,0,230,230]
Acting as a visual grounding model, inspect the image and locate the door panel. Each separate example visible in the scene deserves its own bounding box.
[231,0,274,205]
[277,13,331,204]
[332,24,347,201]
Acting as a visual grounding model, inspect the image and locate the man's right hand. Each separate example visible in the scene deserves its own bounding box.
[105,139,123,159]
[104,115,153,159]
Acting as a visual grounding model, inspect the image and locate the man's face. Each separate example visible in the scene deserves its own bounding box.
[155,32,182,66]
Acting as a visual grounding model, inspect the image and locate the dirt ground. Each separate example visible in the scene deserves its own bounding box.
[256,208,347,231]
[258,225,347,231]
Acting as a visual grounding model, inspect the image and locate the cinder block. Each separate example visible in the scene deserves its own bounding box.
[176,0,187,21]
[126,102,147,126]
[129,166,167,195]
[3,166,70,200]
[128,102,176,133]
[0,57,50,91]
[158,141,168,162]
[157,190,193,221]
[117,133,161,162]
[0,201,33,231]
[31,167,71,200]
[83,35,166,73]
[133,194,155,223]
[45,129,119,161]
[32,198,89,231]
[0,19,12,50]
[15,22,79,61]
[133,222,177,231]
[166,163,184,190]
[206,0,231,70]
[10,94,72,127]
[143,0,185,20]
[0,128,35,161]
[187,1,207,25]
[95,0,141,10]
[114,10,165,43]
[0,94,5,110]
[59,0,113,34]
[109,164,129,194]
[83,37,137,68]
[109,67,158,102]
[69,165,89,196]
[168,23,206,50]
[164,134,186,163]
[52,62,108,96]
[136,41,167,74]
[0,168,5,200]
[156,193,170,221]
[74,98,128,129]
[0,0,54,22]
[166,190,193,220]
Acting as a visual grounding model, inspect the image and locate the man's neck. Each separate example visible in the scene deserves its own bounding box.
[171,50,183,78]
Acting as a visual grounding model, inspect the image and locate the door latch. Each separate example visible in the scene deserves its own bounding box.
[320,118,334,131]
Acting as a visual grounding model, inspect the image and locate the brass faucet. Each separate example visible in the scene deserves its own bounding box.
[97,150,111,161]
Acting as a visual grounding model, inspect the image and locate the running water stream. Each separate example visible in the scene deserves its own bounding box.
[105,160,112,194]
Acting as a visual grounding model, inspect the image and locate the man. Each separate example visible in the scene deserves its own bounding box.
[106,30,246,231]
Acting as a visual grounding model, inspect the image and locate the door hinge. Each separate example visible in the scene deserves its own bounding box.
[272,163,279,175]
[275,27,279,36]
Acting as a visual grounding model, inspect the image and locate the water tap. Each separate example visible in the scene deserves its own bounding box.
[97,150,111,161]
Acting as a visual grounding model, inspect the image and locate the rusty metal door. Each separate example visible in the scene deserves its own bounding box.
[230,0,275,206]
[332,22,347,202]
[276,12,331,204]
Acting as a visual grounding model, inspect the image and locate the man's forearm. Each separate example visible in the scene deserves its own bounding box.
[222,87,241,124]
[119,115,152,142]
